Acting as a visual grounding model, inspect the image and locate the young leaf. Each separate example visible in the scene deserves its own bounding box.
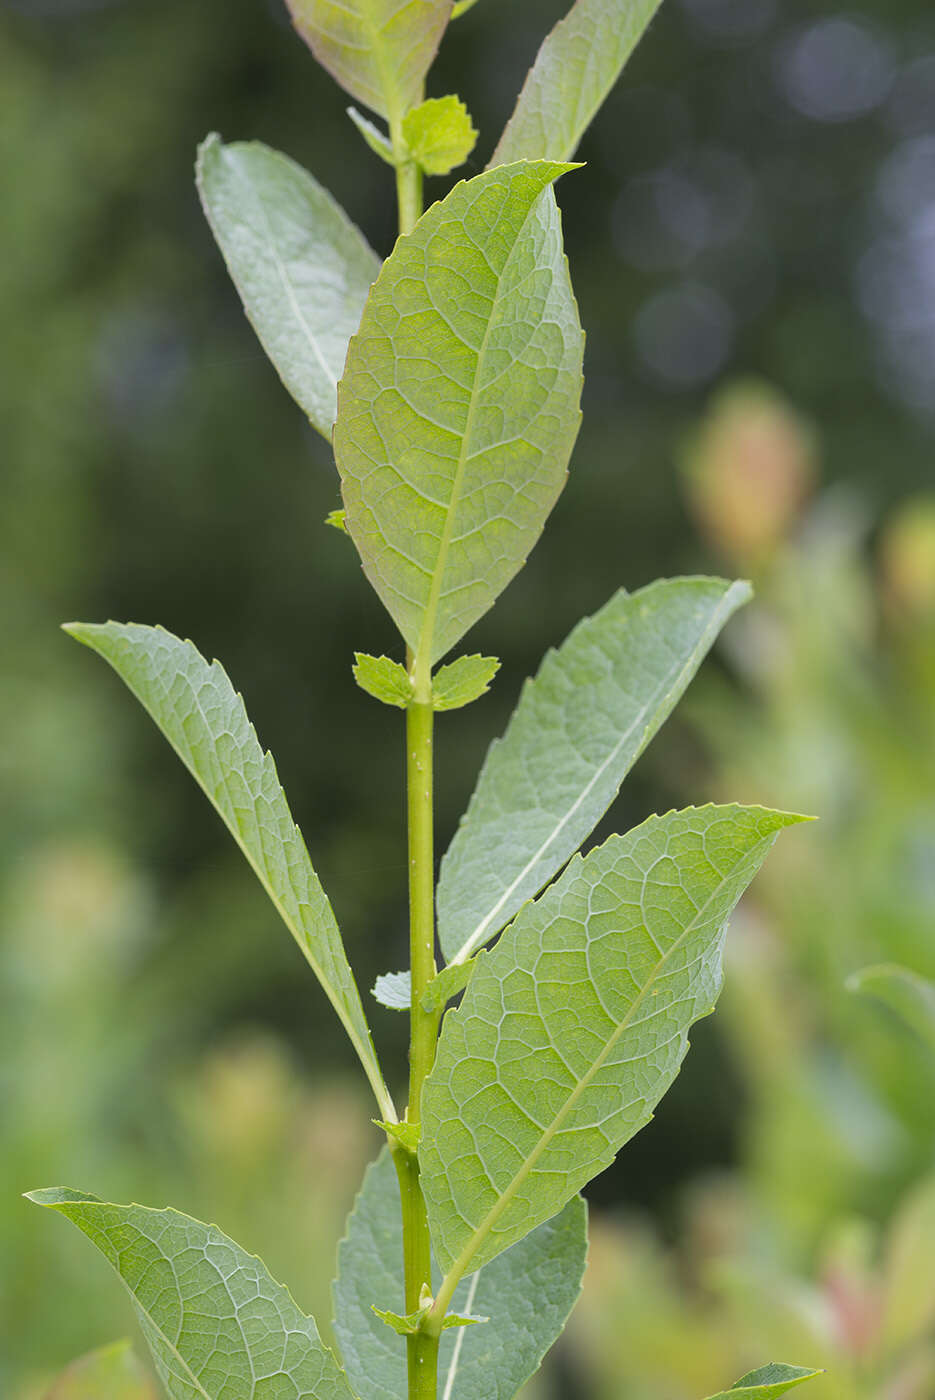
[347,107,396,166]
[490,0,664,167]
[65,621,393,1120]
[372,1304,429,1335]
[421,957,476,1012]
[422,805,807,1278]
[372,969,412,1009]
[335,161,584,673]
[372,1303,487,1334]
[437,577,751,964]
[285,0,452,123]
[196,134,380,438]
[28,1190,358,1400]
[326,508,349,532]
[370,962,475,1012]
[847,962,935,1051]
[45,1341,156,1400]
[703,1363,824,1399]
[378,1118,421,1151]
[353,653,414,707]
[432,656,500,711]
[451,0,479,14]
[402,95,478,175]
[332,1149,587,1400]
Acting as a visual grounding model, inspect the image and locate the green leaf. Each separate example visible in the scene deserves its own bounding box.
[353,653,414,707]
[347,107,396,166]
[703,1362,824,1399]
[372,969,412,1010]
[326,508,349,533]
[377,1118,421,1151]
[421,957,476,1012]
[491,0,664,166]
[332,1148,587,1400]
[422,805,807,1277]
[335,161,584,673]
[847,963,935,1051]
[370,962,475,1013]
[45,1341,156,1400]
[196,134,379,439]
[437,577,751,964]
[439,1314,487,1330]
[372,1302,487,1335]
[451,0,479,15]
[27,1190,359,1400]
[65,621,393,1120]
[432,656,500,711]
[285,0,451,123]
[372,1304,428,1335]
[402,96,478,176]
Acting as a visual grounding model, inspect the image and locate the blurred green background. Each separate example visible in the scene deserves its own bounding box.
[3,0,935,1395]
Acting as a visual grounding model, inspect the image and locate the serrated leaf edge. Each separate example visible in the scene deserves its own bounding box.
[63,620,395,1123]
[430,805,809,1301]
[446,577,755,965]
[27,1190,360,1400]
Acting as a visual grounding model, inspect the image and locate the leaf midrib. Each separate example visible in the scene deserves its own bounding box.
[75,627,390,1118]
[440,1270,480,1400]
[69,1207,216,1400]
[436,828,769,1286]
[226,146,338,396]
[414,180,551,671]
[450,581,746,963]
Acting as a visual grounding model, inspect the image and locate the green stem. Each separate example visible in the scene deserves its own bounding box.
[390,108,422,238]
[407,698,438,1099]
[392,1143,439,1400]
[398,697,441,1400]
[395,158,423,238]
[387,123,437,1400]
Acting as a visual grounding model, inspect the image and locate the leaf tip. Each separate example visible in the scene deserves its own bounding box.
[24,1186,85,1207]
[195,130,223,183]
[61,621,95,646]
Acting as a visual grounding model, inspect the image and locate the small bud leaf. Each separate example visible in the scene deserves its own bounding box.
[353,654,414,708]
[401,95,478,176]
[432,655,500,711]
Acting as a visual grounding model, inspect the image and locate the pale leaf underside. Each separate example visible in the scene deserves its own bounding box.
[332,1148,586,1400]
[373,969,412,1009]
[196,135,379,438]
[286,0,452,121]
[28,1191,357,1400]
[422,805,805,1277]
[437,577,751,964]
[334,160,584,668]
[65,621,390,1118]
[491,0,664,166]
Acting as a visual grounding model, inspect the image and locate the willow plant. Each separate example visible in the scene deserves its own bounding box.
[30,4,825,1400]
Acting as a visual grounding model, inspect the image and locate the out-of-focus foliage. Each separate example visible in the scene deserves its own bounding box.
[42,1340,156,1400]
[569,1169,935,1400]
[4,0,935,1390]
[564,384,935,1400]
[849,963,935,1052]
[679,389,935,1244]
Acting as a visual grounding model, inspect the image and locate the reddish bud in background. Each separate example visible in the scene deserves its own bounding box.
[681,381,818,570]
